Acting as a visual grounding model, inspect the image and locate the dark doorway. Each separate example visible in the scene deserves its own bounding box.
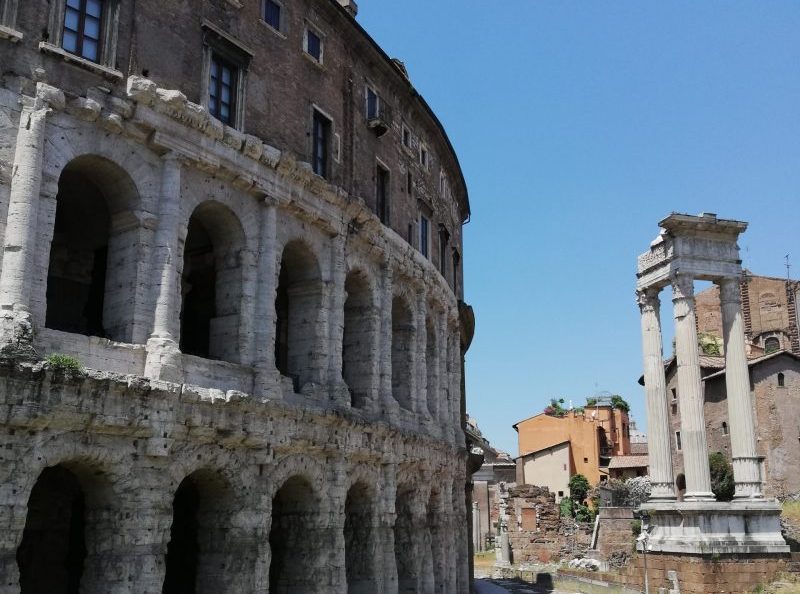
[395,487,417,593]
[180,215,216,358]
[343,271,374,408]
[163,477,200,594]
[46,168,111,338]
[345,482,376,593]
[17,466,87,594]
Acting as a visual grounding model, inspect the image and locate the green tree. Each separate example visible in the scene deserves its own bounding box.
[569,473,591,504]
[709,452,735,501]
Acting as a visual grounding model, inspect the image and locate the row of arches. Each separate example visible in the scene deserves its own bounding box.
[15,461,460,594]
[42,155,455,412]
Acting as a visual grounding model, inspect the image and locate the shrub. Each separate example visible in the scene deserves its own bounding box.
[709,452,735,502]
[46,353,83,373]
[610,395,630,413]
[625,476,652,507]
[631,519,642,536]
[559,497,573,518]
[569,474,591,504]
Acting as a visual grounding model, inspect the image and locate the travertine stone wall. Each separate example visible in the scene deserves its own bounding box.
[0,0,473,588]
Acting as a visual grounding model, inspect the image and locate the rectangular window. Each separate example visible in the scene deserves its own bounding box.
[420,145,428,168]
[261,0,281,30]
[366,87,378,120]
[62,0,103,62]
[376,164,389,224]
[439,225,449,276]
[452,250,460,295]
[675,431,682,451]
[305,27,322,62]
[209,53,237,126]
[312,110,331,178]
[671,388,677,401]
[420,216,429,258]
[402,125,411,148]
[407,224,413,246]
[407,171,413,195]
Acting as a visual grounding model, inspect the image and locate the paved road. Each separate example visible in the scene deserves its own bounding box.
[474,578,577,594]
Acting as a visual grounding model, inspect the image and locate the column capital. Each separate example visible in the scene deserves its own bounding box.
[671,273,694,301]
[636,287,661,313]
[718,276,742,305]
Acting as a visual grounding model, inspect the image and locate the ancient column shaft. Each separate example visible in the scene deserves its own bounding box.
[719,277,763,498]
[253,200,280,395]
[672,274,715,501]
[0,105,49,316]
[637,288,676,501]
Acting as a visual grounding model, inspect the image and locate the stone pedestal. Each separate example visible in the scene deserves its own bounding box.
[640,501,789,555]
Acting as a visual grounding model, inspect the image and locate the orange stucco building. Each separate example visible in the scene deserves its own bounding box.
[514,405,632,490]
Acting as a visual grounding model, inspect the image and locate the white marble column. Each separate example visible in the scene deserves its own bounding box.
[719,277,763,499]
[672,273,715,501]
[144,153,183,383]
[253,199,280,397]
[637,288,676,501]
[0,100,51,351]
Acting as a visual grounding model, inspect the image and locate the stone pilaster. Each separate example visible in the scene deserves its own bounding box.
[253,199,280,397]
[719,277,763,499]
[414,292,428,416]
[0,87,61,356]
[672,274,715,501]
[379,464,398,594]
[637,288,676,501]
[327,233,349,406]
[144,153,183,383]
[379,266,398,421]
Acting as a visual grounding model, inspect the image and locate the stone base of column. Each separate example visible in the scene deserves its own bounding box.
[733,456,764,499]
[252,365,282,400]
[639,501,789,554]
[328,379,352,408]
[648,482,678,502]
[144,336,183,384]
[0,308,37,362]
[682,491,717,502]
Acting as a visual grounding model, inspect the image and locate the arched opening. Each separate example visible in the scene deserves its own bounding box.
[343,271,376,408]
[269,475,321,593]
[46,156,140,342]
[676,473,687,501]
[722,421,729,436]
[391,296,414,410]
[345,482,378,593]
[17,464,107,594]
[275,241,323,391]
[765,336,780,354]
[180,202,245,363]
[779,372,785,387]
[394,487,417,593]
[163,470,234,594]
[425,315,438,417]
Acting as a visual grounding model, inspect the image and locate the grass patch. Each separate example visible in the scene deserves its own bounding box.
[473,550,496,569]
[782,501,800,523]
[46,353,83,373]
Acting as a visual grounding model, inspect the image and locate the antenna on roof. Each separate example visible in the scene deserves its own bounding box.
[786,254,791,281]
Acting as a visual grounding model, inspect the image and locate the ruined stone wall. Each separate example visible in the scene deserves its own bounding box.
[0,2,473,591]
[498,484,593,565]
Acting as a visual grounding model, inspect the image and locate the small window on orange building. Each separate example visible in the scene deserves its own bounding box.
[583,457,588,463]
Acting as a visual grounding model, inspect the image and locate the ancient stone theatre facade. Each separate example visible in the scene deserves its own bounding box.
[0,0,474,592]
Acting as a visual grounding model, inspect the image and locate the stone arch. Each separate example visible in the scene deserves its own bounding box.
[16,460,114,594]
[275,239,325,391]
[343,268,378,408]
[163,467,243,594]
[345,479,380,594]
[179,200,246,363]
[391,294,415,411]
[45,155,142,342]
[268,474,326,594]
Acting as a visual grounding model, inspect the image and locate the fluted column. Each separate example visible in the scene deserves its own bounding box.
[719,277,763,499]
[144,153,183,383]
[672,274,715,501]
[0,94,54,353]
[637,288,676,501]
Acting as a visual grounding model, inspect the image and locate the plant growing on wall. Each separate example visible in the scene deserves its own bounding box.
[610,395,630,413]
[543,398,567,417]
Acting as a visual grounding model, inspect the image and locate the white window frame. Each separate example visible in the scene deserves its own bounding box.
[260,0,285,36]
[46,0,121,68]
[303,22,325,65]
[0,0,22,41]
[200,22,253,131]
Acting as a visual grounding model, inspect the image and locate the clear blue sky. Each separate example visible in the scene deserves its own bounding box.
[359,2,800,455]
